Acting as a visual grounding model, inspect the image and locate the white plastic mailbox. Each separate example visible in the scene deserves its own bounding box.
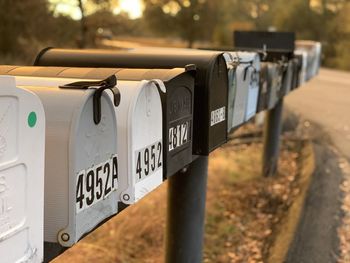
[12,75,164,244]
[0,76,45,262]
[224,52,260,128]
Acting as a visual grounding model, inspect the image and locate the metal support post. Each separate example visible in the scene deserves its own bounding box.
[165,156,208,263]
[262,98,284,177]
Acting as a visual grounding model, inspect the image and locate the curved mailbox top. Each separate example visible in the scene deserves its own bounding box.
[34,47,229,155]
[0,65,194,178]
[0,76,45,262]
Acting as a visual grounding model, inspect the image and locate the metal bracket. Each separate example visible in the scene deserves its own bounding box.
[59,75,120,125]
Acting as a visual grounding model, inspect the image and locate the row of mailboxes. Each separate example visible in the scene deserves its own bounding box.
[34,48,229,156]
[0,65,195,179]
[0,68,166,248]
[0,38,320,254]
[0,76,45,263]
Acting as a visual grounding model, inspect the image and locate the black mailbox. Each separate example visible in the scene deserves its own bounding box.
[234,31,295,61]
[34,48,229,155]
[257,62,270,112]
[0,65,196,178]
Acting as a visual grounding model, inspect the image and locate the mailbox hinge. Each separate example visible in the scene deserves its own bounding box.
[59,75,121,125]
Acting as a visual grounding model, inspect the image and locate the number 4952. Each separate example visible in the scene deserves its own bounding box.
[136,141,162,182]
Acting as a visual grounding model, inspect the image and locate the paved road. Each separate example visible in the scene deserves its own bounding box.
[284,69,350,263]
[286,68,350,160]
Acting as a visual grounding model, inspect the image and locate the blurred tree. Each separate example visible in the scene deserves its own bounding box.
[50,0,117,47]
[76,0,115,47]
[0,0,52,54]
[143,0,219,47]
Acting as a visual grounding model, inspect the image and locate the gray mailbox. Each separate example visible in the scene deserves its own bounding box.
[0,76,45,262]
[34,47,229,155]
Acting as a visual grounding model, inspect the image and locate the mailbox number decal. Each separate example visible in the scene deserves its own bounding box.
[136,141,162,183]
[76,155,118,214]
[169,121,190,151]
[211,107,226,126]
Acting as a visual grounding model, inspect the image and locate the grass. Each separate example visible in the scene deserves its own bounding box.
[53,123,310,263]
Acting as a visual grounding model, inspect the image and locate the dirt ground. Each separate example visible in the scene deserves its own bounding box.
[51,116,312,263]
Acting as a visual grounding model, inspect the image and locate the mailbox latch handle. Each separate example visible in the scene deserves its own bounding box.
[59,75,121,125]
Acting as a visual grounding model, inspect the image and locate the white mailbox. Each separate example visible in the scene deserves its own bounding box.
[0,76,45,262]
[224,52,260,128]
[10,75,164,245]
[267,63,283,109]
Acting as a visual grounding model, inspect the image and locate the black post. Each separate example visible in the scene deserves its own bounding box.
[44,242,67,262]
[262,98,284,177]
[165,156,208,263]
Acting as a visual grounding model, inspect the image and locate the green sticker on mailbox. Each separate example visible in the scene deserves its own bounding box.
[28,112,37,128]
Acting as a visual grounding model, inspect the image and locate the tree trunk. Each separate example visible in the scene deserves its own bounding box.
[77,0,88,48]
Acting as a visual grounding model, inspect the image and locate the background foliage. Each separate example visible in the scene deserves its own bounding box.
[0,0,349,69]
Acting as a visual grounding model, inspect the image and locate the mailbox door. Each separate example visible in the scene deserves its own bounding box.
[232,65,249,127]
[164,74,193,177]
[226,66,237,131]
[9,77,119,246]
[267,64,282,109]
[245,66,259,121]
[118,81,163,205]
[64,89,119,246]
[294,50,308,85]
[291,57,301,90]
[0,76,45,263]
[257,64,269,112]
[282,61,293,95]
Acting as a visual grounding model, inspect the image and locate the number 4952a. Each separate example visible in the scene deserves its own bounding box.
[76,155,118,214]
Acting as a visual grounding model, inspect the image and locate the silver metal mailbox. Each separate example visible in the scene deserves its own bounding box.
[0,76,45,262]
[224,51,260,128]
